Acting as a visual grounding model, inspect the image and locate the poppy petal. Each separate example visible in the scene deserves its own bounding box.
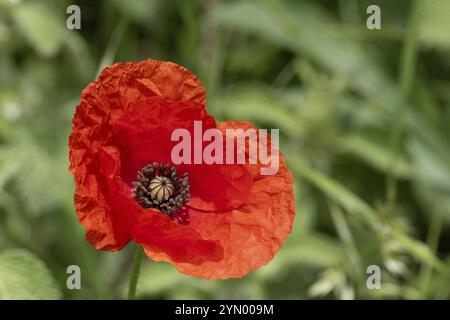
[69,60,252,251]
[141,121,296,279]
[132,210,224,265]
[70,60,206,250]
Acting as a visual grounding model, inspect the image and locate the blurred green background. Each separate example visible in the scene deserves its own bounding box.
[0,0,450,300]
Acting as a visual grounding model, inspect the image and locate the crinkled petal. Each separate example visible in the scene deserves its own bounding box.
[109,97,251,212]
[69,60,253,251]
[132,210,223,264]
[142,121,296,279]
[74,146,140,251]
[69,60,207,250]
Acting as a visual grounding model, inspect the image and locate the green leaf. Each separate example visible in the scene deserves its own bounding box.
[409,138,450,223]
[4,133,73,216]
[289,159,448,274]
[392,231,448,274]
[338,135,412,178]
[0,249,61,299]
[12,2,65,57]
[418,0,450,49]
[212,0,396,105]
[137,261,219,298]
[408,138,450,191]
[211,1,292,50]
[277,234,344,267]
[220,87,303,137]
[111,0,158,22]
[288,159,378,226]
[256,233,344,281]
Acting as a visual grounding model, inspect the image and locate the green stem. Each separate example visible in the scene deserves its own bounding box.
[127,246,144,300]
[328,201,363,281]
[96,16,128,78]
[418,209,445,296]
[385,0,420,212]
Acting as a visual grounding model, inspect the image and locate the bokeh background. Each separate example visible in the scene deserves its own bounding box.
[0,0,450,299]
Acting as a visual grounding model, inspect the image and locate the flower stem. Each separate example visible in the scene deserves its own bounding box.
[127,246,144,300]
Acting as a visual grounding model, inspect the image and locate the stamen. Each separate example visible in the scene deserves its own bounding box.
[132,162,190,215]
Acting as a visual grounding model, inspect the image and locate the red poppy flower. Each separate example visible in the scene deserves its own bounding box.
[69,59,295,279]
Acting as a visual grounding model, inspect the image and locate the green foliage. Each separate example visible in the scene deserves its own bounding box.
[0,0,449,300]
[418,0,450,49]
[0,249,61,299]
[11,2,66,57]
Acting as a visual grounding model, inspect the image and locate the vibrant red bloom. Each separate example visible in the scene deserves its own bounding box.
[69,59,295,279]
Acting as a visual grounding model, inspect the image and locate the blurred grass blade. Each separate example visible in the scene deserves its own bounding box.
[392,231,448,275]
[96,17,128,77]
[339,135,412,178]
[288,159,378,226]
[328,202,363,279]
[289,159,447,274]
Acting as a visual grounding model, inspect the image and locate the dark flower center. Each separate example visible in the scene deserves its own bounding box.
[132,162,190,215]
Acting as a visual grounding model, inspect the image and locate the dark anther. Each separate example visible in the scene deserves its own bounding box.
[132,162,190,215]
